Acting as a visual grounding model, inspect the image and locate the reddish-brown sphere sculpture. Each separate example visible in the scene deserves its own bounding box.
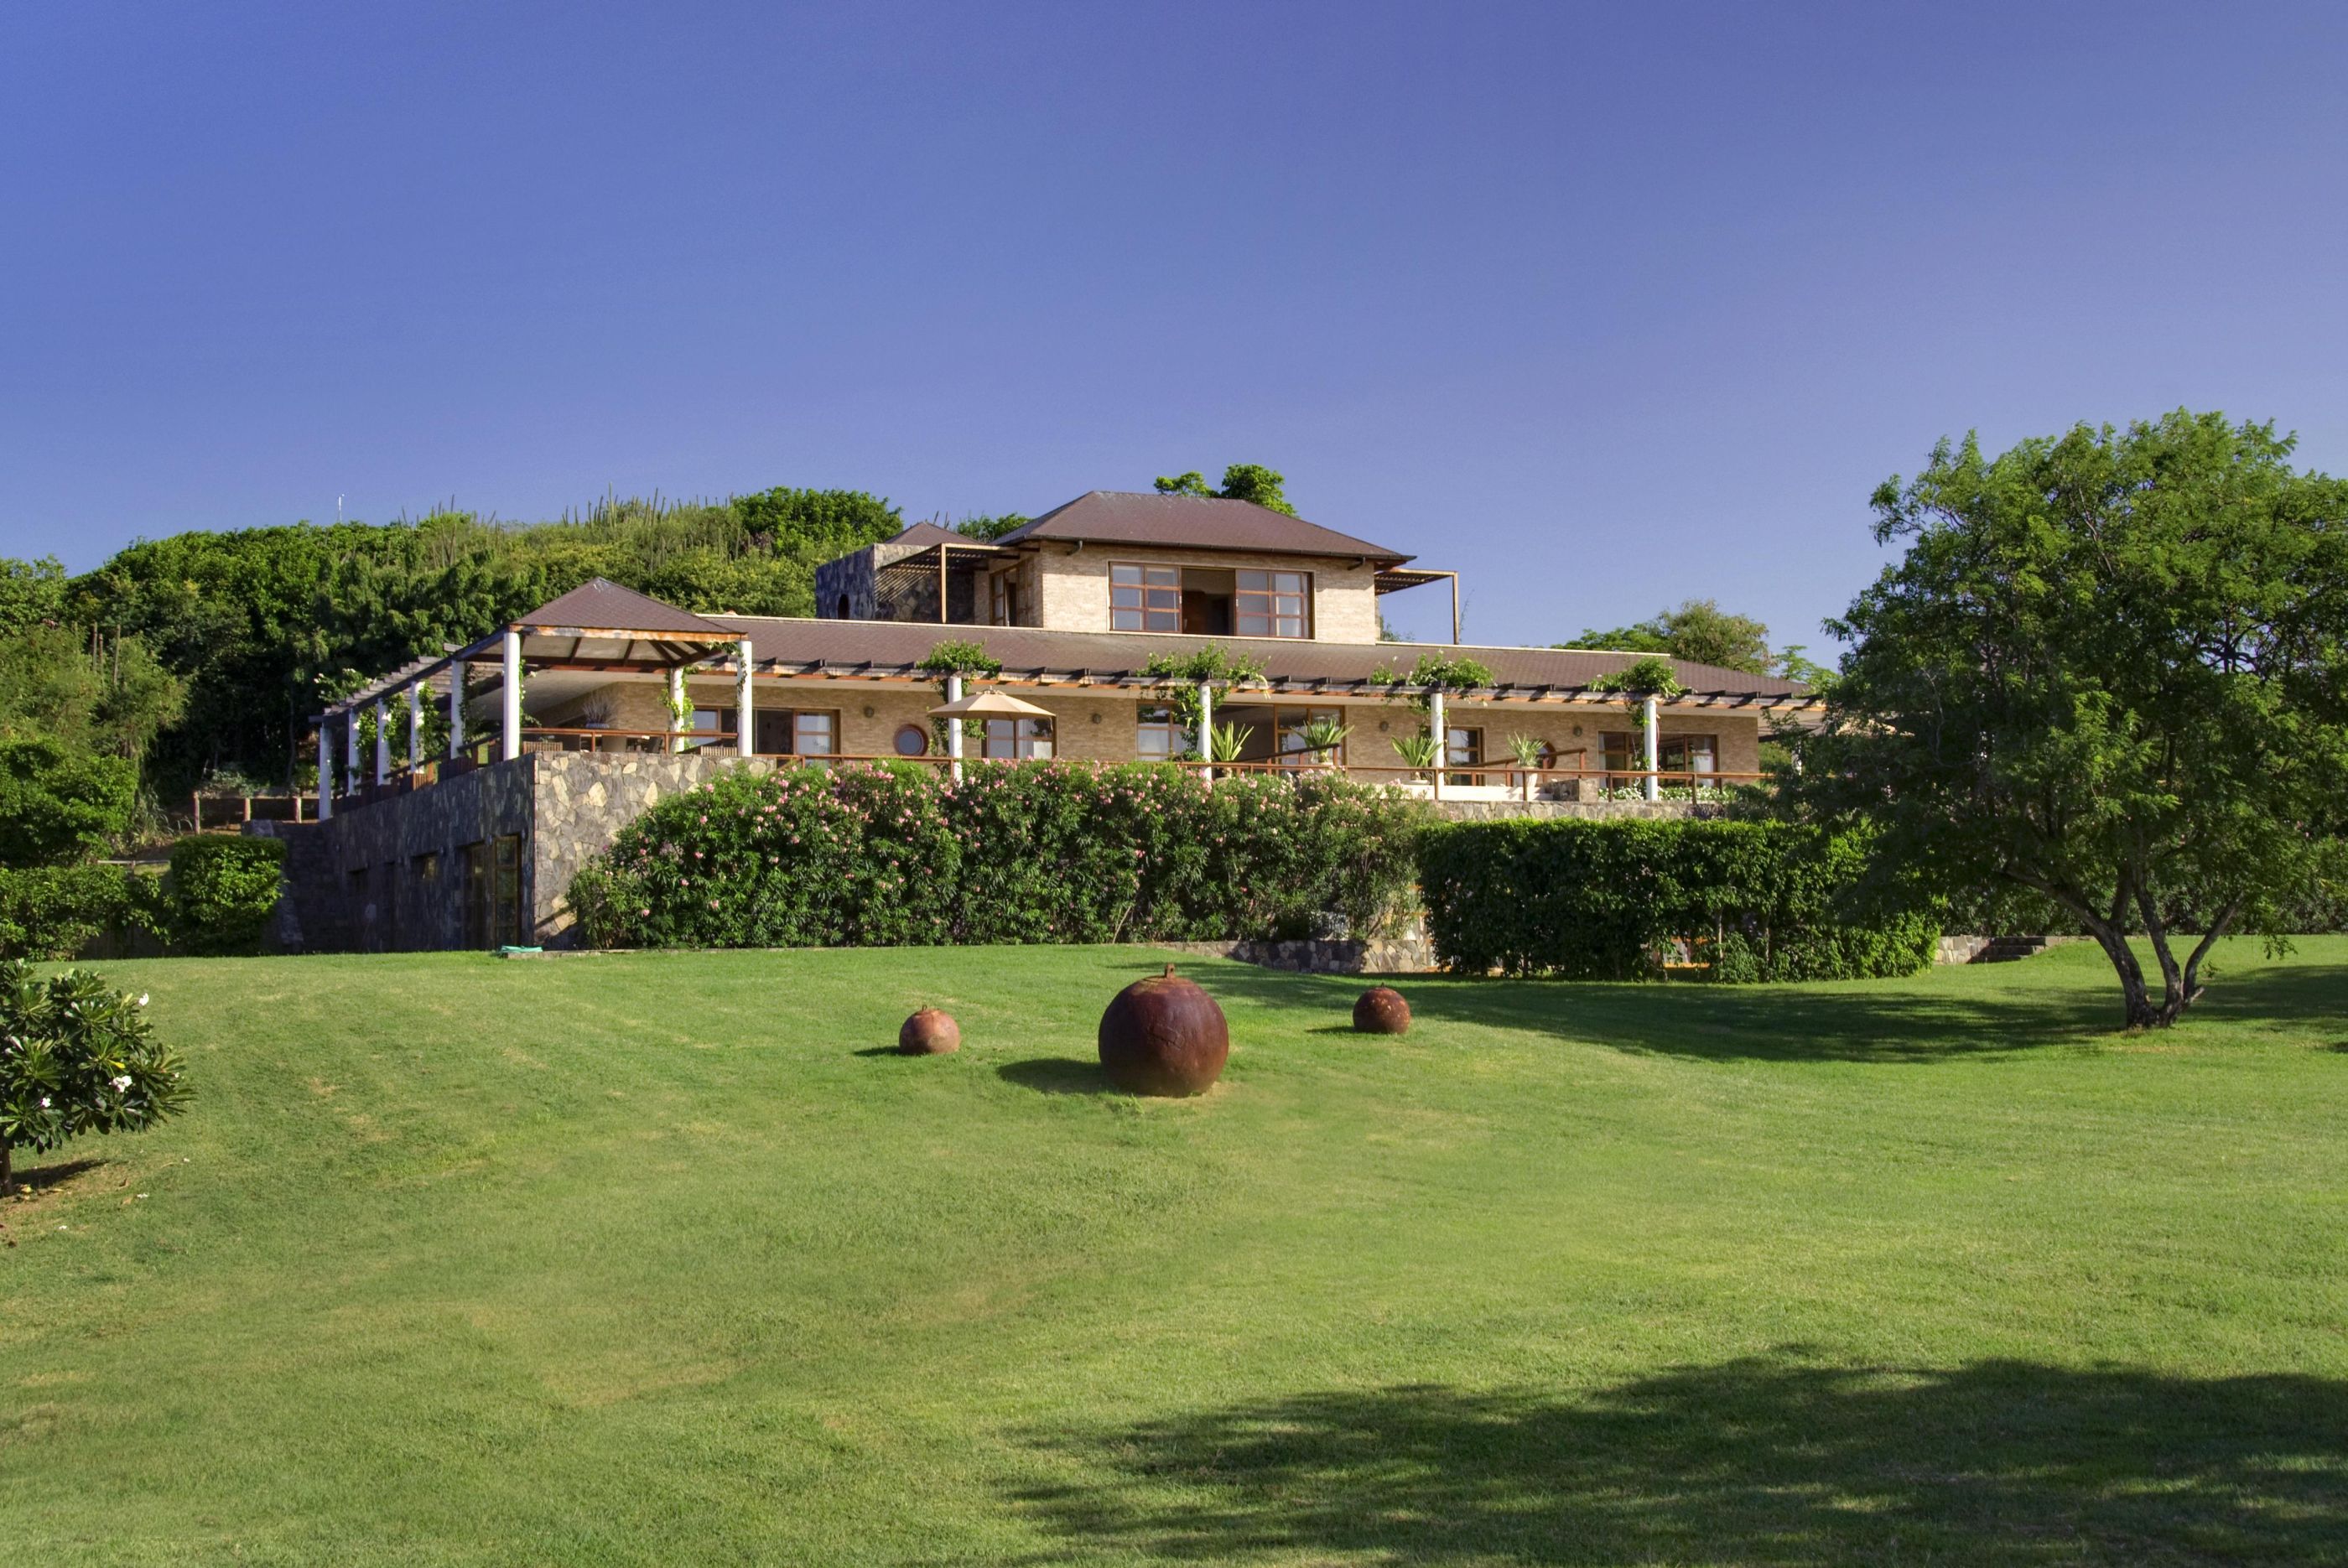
[1098,964,1229,1096]
[1353,985,1411,1036]
[898,1006,961,1056]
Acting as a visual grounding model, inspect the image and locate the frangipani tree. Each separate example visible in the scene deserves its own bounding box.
[1790,412,2348,1028]
[0,963,189,1192]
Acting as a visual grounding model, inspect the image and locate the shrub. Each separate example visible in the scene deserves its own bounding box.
[166,835,286,955]
[0,863,145,960]
[1416,818,1936,981]
[0,960,190,1192]
[0,737,138,866]
[568,761,1427,950]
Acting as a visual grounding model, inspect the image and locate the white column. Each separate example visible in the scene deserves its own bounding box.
[501,630,523,762]
[406,684,423,771]
[944,673,964,783]
[1197,679,1214,783]
[447,661,466,758]
[735,639,754,757]
[1643,693,1661,802]
[1430,688,1447,802]
[315,725,332,821]
[373,698,390,785]
[345,709,360,780]
[665,666,687,755]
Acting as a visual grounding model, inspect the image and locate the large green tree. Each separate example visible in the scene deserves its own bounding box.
[1154,464,1297,516]
[1790,412,2348,1028]
[1557,599,1775,676]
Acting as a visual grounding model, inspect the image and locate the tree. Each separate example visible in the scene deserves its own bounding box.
[0,556,67,636]
[953,512,1030,542]
[1558,599,1774,676]
[1789,412,2348,1029]
[0,738,138,865]
[0,961,188,1193]
[1154,464,1298,516]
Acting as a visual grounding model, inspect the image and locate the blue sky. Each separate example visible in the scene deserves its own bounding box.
[4,2,2343,651]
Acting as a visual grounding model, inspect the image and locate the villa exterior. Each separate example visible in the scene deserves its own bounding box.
[265,492,1817,951]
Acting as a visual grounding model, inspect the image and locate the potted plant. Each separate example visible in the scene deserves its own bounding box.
[1390,730,1442,792]
[1505,734,1547,801]
[1294,716,1352,771]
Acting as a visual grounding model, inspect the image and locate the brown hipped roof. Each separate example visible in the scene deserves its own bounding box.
[995,491,1413,565]
[712,615,1810,703]
[516,578,740,637]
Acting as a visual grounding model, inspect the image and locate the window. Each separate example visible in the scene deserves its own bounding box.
[793,710,837,757]
[1110,563,1182,631]
[990,572,1021,626]
[893,723,932,757]
[1136,705,1188,761]
[1235,569,1310,639]
[1276,707,1345,766]
[1602,732,1717,778]
[1445,725,1483,786]
[688,706,731,749]
[981,716,1054,760]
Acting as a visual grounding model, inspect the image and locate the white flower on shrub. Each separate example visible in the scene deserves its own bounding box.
[112,1075,132,1091]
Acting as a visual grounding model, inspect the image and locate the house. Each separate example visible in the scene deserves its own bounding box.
[268,492,1816,950]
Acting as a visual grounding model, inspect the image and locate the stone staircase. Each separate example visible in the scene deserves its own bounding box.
[1974,935,2057,963]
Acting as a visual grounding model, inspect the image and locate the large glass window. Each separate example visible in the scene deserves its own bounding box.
[1136,705,1188,761]
[1235,569,1310,638]
[981,717,1055,760]
[1602,732,1717,778]
[793,711,837,757]
[1276,706,1345,766]
[1445,725,1484,787]
[1110,563,1182,631]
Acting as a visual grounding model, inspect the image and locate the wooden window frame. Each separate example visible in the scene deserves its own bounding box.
[1109,563,1182,632]
[1136,704,1187,761]
[980,716,1055,761]
[1235,568,1312,639]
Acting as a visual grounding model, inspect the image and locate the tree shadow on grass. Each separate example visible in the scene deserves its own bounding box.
[1190,958,2348,1065]
[3,1155,106,1195]
[998,1057,1114,1096]
[1009,1355,2348,1565]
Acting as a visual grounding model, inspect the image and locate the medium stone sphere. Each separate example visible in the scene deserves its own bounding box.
[1098,964,1229,1096]
[898,1006,961,1056]
[1353,985,1411,1035]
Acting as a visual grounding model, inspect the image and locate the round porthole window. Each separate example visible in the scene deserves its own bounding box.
[892,723,930,757]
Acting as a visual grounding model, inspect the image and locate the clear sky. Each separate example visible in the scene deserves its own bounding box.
[5,2,2344,651]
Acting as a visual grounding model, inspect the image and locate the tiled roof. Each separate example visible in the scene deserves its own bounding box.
[994,491,1412,565]
[517,578,740,637]
[711,615,1810,702]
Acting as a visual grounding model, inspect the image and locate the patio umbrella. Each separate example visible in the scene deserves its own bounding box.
[926,689,1054,719]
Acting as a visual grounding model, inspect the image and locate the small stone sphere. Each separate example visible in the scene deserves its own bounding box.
[1353,985,1411,1036]
[898,1007,961,1055]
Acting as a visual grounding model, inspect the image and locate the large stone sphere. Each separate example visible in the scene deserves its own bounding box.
[1353,985,1411,1036]
[898,1006,961,1056]
[1098,964,1229,1096]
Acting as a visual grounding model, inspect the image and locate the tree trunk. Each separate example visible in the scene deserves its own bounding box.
[1,1142,11,1197]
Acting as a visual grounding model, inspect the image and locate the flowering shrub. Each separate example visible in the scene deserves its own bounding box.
[568,761,1427,949]
[0,961,189,1192]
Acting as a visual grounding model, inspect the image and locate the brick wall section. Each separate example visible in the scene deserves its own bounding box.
[1031,547,1383,642]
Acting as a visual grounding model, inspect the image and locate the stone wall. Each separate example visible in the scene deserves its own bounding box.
[530,750,773,945]
[249,758,538,953]
[1429,797,1728,822]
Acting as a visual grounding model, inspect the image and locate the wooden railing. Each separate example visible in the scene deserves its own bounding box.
[330,739,1772,807]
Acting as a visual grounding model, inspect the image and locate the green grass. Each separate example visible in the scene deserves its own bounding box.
[5,940,2347,1565]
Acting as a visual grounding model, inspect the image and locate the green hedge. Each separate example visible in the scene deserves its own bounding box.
[165,836,286,955]
[0,864,148,960]
[1416,818,1936,981]
[569,761,1426,949]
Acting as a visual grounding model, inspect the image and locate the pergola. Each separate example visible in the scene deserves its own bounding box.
[307,579,754,820]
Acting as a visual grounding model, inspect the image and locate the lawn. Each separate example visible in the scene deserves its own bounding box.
[5,939,2346,1565]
